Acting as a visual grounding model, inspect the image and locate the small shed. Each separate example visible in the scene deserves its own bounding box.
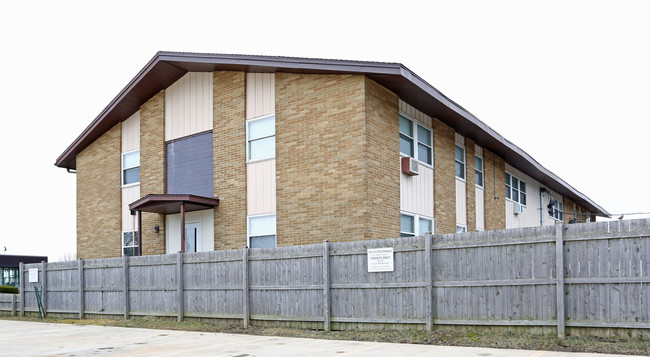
[0,255,48,287]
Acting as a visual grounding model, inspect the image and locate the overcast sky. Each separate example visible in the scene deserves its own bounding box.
[1,1,648,261]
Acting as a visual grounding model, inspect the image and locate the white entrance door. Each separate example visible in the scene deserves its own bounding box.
[185,223,201,253]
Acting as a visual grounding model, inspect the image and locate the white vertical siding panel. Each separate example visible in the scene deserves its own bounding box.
[190,73,197,134]
[247,73,275,119]
[475,188,485,230]
[399,165,434,217]
[505,199,516,228]
[121,111,140,152]
[121,185,140,230]
[165,72,213,141]
[165,209,214,253]
[247,159,277,215]
[504,163,563,229]
[398,100,432,127]
[456,179,467,226]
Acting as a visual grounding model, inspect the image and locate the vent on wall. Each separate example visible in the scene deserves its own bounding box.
[513,202,524,215]
[401,157,419,176]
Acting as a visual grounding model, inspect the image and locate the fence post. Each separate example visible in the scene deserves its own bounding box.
[11,294,16,317]
[78,259,85,319]
[177,252,184,322]
[425,234,433,331]
[123,256,129,320]
[323,240,331,331]
[41,261,47,318]
[242,246,249,328]
[555,223,566,338]
[19,262,24,317]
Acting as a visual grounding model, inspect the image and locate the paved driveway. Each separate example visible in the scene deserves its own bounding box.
[0,320,642,357]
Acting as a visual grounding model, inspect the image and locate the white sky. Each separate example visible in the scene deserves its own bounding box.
[1,1,648,261]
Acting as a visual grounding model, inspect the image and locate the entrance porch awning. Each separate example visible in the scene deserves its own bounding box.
[129,194,219,214]
[128,194,219,255]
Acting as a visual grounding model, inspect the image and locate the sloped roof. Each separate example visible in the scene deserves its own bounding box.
[55,51,609,217]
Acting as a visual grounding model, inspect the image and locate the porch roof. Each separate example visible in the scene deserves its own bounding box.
[129,194,219,215]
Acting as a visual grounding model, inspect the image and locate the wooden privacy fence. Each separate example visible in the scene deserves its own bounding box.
[10,219,650,336]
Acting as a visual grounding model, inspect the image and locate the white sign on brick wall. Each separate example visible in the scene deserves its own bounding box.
[367,247,394,272]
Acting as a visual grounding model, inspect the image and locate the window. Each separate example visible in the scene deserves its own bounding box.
[399,114,432,165]
[1,267,19,287]
[122,150,140,186]
[247,115,275,162]
[166,132,213,197]
[401,213,433,237]
[475,156,484,187]
[552,201,564,221]
[248,214,276,248]
[455,145,465,179]
[505,172,527,205]
[122,231,139,256]
[456,225,467,233]
[419,217,433,235]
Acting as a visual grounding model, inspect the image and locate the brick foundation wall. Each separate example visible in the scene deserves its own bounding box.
[276,73,369,245]
[483,149,506,231]
[77,123,122,259]
[140,91,166,255]
[364,78,400,240]
[433,118,456,234]
[213,71,247,250]
[465,138,477,232]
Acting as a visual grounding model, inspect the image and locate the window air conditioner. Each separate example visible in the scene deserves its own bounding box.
[513,202,524,215]
[401,157,419,176]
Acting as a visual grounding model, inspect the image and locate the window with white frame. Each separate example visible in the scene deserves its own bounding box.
[455,145,465,179]
[122,150,140,186]
[505,172,527,205]
[456,225,467,233]
[122,231,139,256]
[400,213,433,237]
[399,114,432,165]
[474,155,484,187]
[248,214,276,248]
[552,201,564,221]
[247,114,275,162]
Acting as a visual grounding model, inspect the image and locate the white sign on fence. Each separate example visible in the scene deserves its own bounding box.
[367,247,394,272]
[29,269,39,283]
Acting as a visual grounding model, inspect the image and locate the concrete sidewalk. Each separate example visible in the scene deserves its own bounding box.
[0,320,642,357]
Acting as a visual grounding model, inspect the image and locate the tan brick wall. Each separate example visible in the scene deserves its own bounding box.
[562,198,593,223]
[140,91,166,255]
[563,197,577,224]
[465,138,476,232]
[276,73,370,245]
[213,71,247,250]
[483,149,506,230]
[364,78,400,240]
[77,123,122,259]
[433,118,456,234]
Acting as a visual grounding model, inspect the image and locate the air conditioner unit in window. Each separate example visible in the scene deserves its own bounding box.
[401,157,419,176]
[513,202,524,215]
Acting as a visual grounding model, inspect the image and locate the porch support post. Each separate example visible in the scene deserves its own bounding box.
[137,210,143,256]
[180,202,186,253]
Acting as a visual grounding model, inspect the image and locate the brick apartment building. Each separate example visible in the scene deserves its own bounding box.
[55,52,609,259]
